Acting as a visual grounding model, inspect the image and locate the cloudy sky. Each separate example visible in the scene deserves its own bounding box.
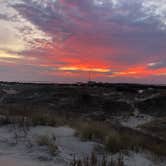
[0,0,166,83]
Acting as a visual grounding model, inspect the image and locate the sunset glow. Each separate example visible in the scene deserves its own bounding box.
[0,0,165,84]
[58,66,111,73]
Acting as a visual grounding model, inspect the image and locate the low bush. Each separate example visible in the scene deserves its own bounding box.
[75,122,109,142]
[105,133,123,153]
[36,134,58,156]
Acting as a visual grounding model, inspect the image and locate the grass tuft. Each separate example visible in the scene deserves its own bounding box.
[36,134,58,156]
[69,152,124,166]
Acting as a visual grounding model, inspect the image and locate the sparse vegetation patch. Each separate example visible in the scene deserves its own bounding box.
[36,134,58,156]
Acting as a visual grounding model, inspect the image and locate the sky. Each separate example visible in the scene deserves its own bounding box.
[0,0,166,84]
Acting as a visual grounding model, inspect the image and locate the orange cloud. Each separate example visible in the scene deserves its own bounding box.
[58,66,111,73]
[110,65,166,78]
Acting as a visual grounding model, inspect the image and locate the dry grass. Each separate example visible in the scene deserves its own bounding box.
[36,134,58,155]
[74,121,109,142]
[0,104,166,157]
[0,104,69,127]
[74,121,135,153]
[74,120,166,156]
[139,117,166,139]
[70,152,124,166]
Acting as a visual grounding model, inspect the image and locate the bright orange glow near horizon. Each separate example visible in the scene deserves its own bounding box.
[58,66,111,73]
